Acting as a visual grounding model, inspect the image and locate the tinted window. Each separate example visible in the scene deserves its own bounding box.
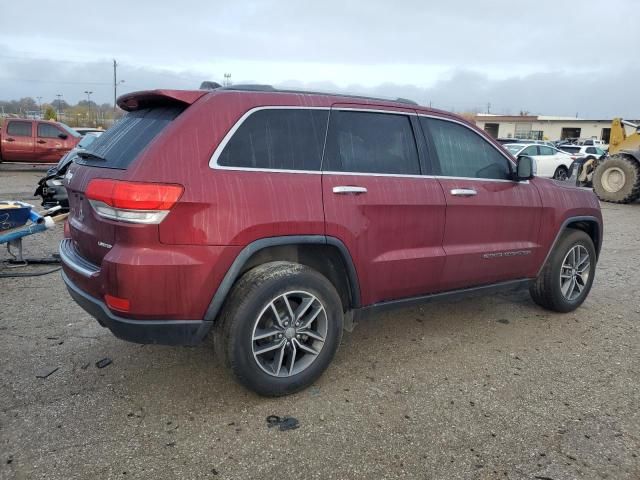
[538,146,554,155]
[521,145,539,156]
[422,118,511,179]
[38,123,62,138]
[324,111,419,175]
[78,106,185,169]
[218,109,328,171]
[585,147,597,154]
[6,121,32,137]
[560,146,580,153]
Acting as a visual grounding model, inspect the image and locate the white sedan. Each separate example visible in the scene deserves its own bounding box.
[505,143,574,180]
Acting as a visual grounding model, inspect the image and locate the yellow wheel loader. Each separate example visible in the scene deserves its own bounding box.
[579,118,640,203]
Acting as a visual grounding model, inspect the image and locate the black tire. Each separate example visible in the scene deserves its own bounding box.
[593,154,640,203]
[553,166,569,181]
[530,229,596,313]
[213,261,343,396]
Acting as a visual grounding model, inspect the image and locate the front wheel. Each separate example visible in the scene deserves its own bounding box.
[530,229,596,313]
[213,261,343,396]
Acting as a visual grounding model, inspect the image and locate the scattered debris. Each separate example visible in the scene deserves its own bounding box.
[6,455,13,465]
[211,468,219,476]
[81,363,90,370]
[35,367,59,379]
[497,319,510,324]
[166,442,176,447]
[96,358,112,369]
[266,415,300,431]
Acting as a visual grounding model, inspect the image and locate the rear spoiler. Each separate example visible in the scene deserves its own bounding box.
[117,89,208,112]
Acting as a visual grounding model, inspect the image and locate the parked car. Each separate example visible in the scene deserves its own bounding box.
[59,86,603,396]
[504,143,574,180]
[0,119,80,163]
[74,127,105,136]
[578,138,608,149]
[559,145,607,161]
[34,132,103,211]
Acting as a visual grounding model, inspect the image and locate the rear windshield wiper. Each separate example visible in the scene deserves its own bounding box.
[77,151,106,162]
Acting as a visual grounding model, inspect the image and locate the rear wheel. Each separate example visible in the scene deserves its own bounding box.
[553,166,569,181]
[213,261,343,396]
[530,229,596,313]
[593,154,640,203]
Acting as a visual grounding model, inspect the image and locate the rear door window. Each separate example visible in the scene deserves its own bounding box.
[323,110,420,175]
[6,121,32,137]
[217,108,328,171]
[77,106,185,169]
[421,117,511,180]
[538,146,554,156]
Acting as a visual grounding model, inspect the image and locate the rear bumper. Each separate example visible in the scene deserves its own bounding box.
[62,271,212,346]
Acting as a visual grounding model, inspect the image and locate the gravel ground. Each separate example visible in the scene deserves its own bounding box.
[1,165,639,480]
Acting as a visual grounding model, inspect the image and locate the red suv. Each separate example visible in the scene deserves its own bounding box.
[59,86,602,396]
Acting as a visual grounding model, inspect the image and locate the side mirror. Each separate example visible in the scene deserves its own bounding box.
[515,155,535,181]
[58,133,68,140]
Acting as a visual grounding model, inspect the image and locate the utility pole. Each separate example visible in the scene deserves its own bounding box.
[487,102,491,114]
[36,96,42,118]
[55,94,63,119]
[223,73,232,87]
[84,90,93,126]
[113,59,125,114]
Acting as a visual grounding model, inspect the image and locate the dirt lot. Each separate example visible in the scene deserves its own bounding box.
[1,165,639,480]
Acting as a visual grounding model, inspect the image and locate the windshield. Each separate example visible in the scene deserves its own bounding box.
[505,144,524,155]
[57,123,82,138]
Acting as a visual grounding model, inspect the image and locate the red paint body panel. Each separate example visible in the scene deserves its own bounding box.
[437,178,543,290]
[323,173,446,304]
[61,88,603,326]
[0,119,79,163]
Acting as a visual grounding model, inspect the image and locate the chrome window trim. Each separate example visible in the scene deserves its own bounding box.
[208,106,526,184]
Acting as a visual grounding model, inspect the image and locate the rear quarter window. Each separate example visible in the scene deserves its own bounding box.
[217,108,329,171]
[77,106,185,169]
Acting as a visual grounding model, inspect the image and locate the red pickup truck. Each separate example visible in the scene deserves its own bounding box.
[0,119,81,163]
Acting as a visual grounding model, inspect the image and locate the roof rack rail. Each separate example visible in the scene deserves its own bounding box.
[209,84,419,107]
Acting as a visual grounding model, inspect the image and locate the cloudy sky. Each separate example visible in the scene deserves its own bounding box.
[1,0,638,117]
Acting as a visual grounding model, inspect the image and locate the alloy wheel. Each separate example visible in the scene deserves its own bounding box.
[251,290,328,377]
[559,245,590,301]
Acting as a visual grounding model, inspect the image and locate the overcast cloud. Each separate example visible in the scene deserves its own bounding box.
[1,0,638,117]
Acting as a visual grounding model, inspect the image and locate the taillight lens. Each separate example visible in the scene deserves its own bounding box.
[86,179,183,224]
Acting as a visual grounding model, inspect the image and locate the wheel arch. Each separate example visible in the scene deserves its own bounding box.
[538,215,602,276]
[204,236,361,323]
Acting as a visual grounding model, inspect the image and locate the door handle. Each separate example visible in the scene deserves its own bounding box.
[450,188,477,197]
[6,138,14,142]
[333,186,367,195]
[37,140,46,144]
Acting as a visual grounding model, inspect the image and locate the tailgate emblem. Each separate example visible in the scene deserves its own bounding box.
[98,241,113,249]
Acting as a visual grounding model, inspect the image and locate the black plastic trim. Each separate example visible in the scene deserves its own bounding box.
[537,215,602,276]
[204,235,361,322]
[354,279,531,319]
[62,271,211,346]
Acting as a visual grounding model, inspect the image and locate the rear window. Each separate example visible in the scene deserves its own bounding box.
[77,106,185,169]
[560,146,580,153]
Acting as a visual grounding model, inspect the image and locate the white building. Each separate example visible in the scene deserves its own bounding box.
[473,114,632,143]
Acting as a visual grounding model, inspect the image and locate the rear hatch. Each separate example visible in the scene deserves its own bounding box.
[65,90,205,266]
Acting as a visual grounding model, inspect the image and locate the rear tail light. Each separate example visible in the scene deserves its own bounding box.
[86,179,183,224]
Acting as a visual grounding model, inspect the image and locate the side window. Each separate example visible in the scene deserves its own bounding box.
[324,110,420,175]
[6,121,32,137]
[217,109,328,171]
[521,145,539,156]
[37,123,63,138]
[585,147,596,154]
[421,117,511,180]
[538,146,554,156]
